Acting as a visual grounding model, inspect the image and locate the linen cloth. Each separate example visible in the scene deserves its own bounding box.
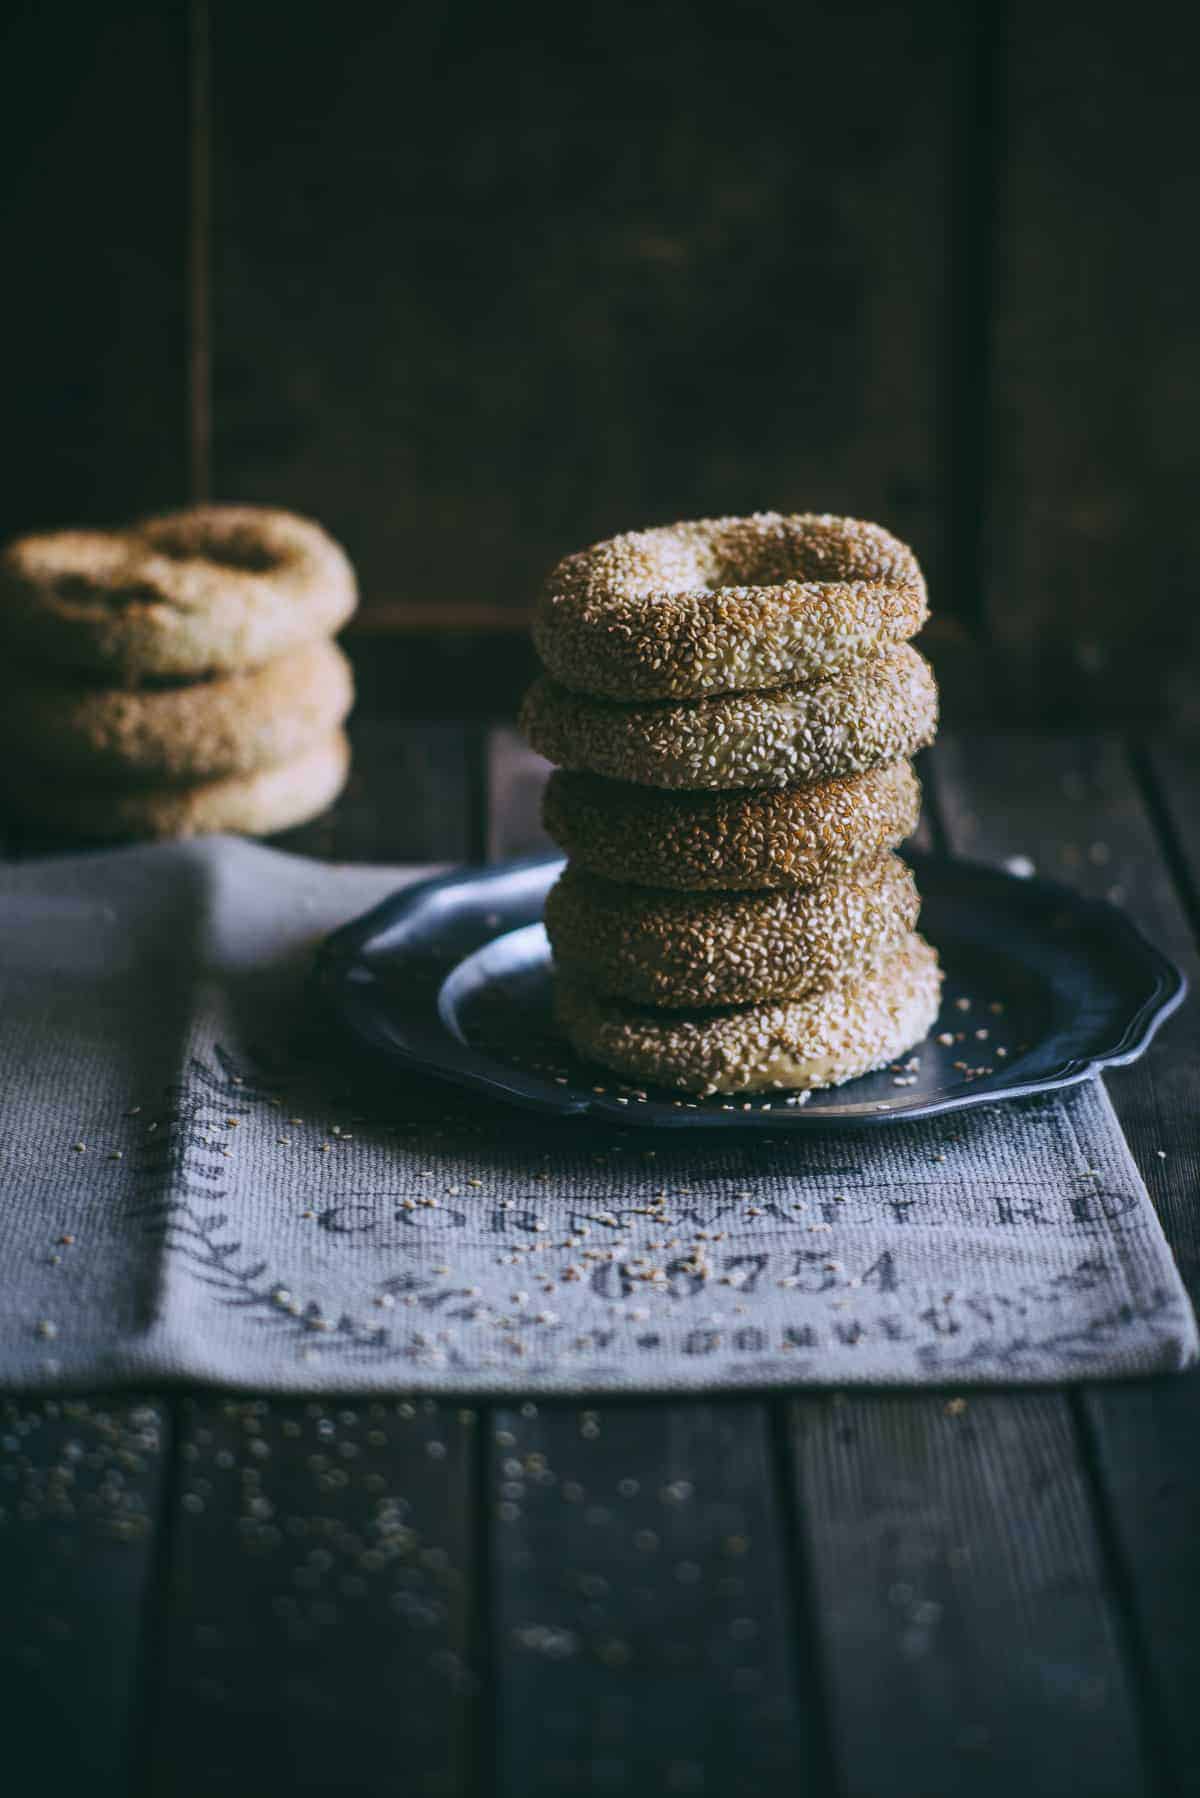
[0,837,1193,1393]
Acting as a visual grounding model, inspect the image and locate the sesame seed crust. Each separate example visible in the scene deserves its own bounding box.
[0,730,351,840]
[533,511,928,701]
[0,505,358,680]
[521,645,938,789]
[542,760,921,891]
[545,853,919,1008]
[555,932,943,1094]
[0,639,353,780]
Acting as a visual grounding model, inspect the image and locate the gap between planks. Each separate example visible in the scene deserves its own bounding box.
[928,730,1200,1798]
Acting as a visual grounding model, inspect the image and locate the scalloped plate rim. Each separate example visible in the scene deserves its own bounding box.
[315,852,1187,1130]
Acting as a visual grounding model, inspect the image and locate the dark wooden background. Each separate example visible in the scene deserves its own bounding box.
[2,0,1199,726]
[4,11,1200,1789]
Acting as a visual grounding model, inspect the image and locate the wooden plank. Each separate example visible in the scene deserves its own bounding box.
[1147,742,1200,913]
[0,2,190,538]
[209,0,965,621]
[486,728,554,863]
[276,719,476,864]
[188,0,212,500]
[929,731,1200,1793]
[982,4,1200,727]
[788,1392,1146,1798]
[2,1,207,1732]
[348,636,539,727]
[909,745,938,855]
[349,603,533,635]
[0,1396,169,1791]
[149,1398,479,1797]
[490,1401,823,1795]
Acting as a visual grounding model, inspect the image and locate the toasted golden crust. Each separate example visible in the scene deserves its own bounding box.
[533,511,927,700]
[0,640,353,780]
[542,760,921,890]
[522,645,937,790]
[0,505,357,678]
[555,932,942,1094]
[0,731,351,841]
[545,853,919,1008]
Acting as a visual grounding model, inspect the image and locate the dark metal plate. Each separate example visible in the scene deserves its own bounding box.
[315,853,1186,1130]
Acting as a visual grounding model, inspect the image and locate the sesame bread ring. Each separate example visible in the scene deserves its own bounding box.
[543,760,921,891]
[544,853,919,1009]
[534,512,927,700]
[0,640,353,781]
[0,731,350,842]
[0,505,357,679]
[555,931,942,1095]
[522,645,937,790]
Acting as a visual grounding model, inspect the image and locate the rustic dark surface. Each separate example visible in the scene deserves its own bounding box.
[489,1402,823,1796]
[2,0,1199,1786]
[205,0,961,619]
[4,1,1198,722]
[930,735,1200,1795]
[787,1392,1145,1798]
[148,1397,479,1798]
[0,3,190,541]
[0,1395,170,1791]
[0,717,1197,1795]
[981,2,1200,728]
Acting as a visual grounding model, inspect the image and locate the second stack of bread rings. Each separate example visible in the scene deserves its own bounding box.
[0,505,357,839]
[520,511,944,1097]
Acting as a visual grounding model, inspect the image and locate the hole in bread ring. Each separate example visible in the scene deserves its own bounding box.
[140,510,294,575]
[0,505,356,679]
[534,511,928,700]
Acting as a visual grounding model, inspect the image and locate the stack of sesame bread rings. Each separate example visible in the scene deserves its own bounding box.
[0,505,357,839]
[521,512,944,1096]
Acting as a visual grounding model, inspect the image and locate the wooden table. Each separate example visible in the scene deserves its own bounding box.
[3,713,1198,1797]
